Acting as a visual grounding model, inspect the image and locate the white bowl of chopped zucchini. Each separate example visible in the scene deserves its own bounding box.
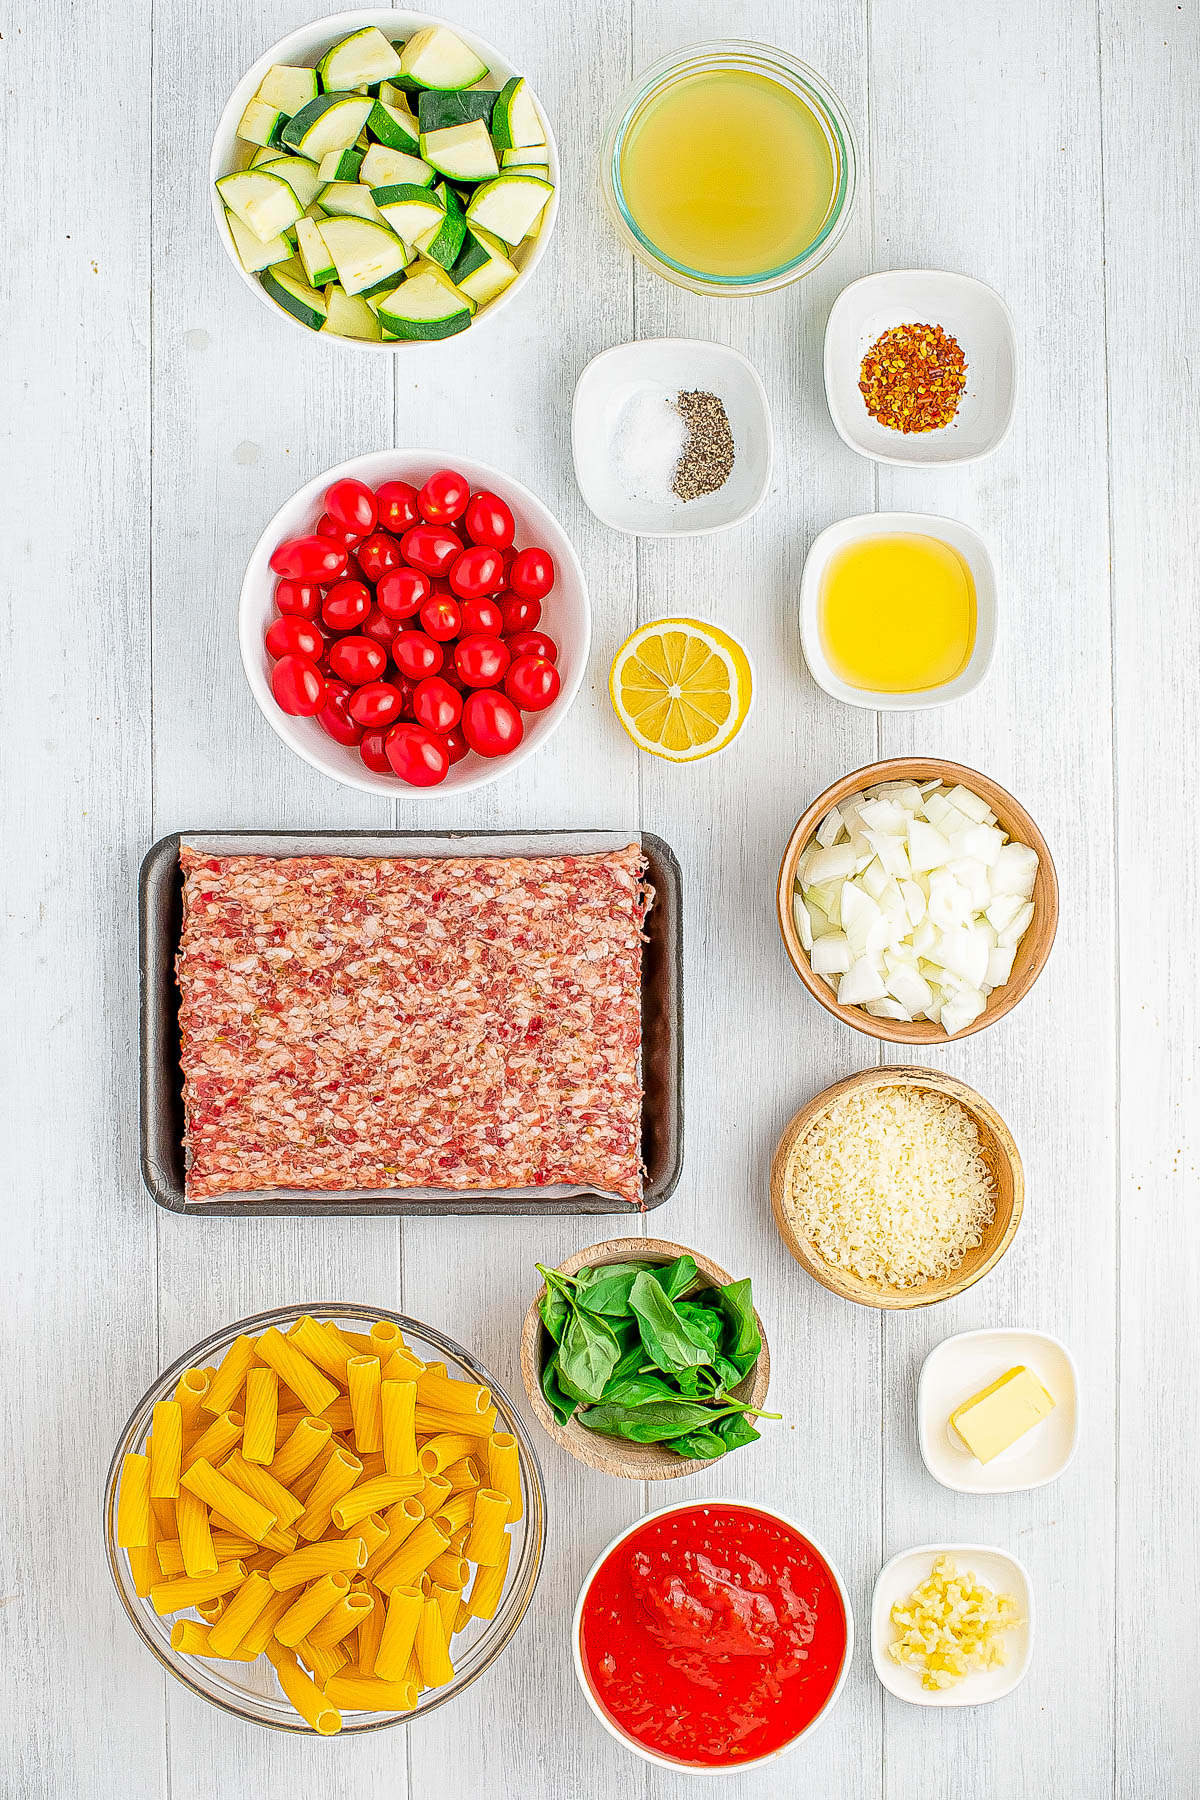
[210,11,558,345]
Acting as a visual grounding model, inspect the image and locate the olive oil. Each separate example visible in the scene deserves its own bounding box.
[618,70,837,279]
[819,534,976,694]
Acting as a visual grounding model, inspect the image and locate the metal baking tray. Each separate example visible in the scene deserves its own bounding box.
[140,828,683,1217]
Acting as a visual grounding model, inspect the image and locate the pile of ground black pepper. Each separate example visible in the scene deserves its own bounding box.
[672,390,735,500]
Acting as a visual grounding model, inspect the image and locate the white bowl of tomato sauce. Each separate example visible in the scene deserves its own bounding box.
[572,1500,853,1773]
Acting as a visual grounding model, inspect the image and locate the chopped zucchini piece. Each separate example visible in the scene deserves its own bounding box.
[281,93,373,159]
[249,144,275,167]
[256,64,319,116]
[414,182,466,269]
[398,25,488,92]
[316,215,409,295]
[261,262,328,329]
[257,155,324,208]
[316,147,362,183]
[321,182,386,226]
[360,143,433,189]
[367,97,421,154]
[323,284,383,340]
[372,183,445,244]
[236,98,286,149]
[501,143,549,169]
[416,88,497,133]
[455,242,518,306]
[490,76,544,151]
[420,121,498,183]
[317,27,402,92]
[464,173,552,246]
[295,215,336,286]
[371,267,473,339]
[215,169,303,243]
[225,208,292,274]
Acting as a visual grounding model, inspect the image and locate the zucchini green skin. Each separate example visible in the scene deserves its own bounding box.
[260,264,328,329]
[416,88,497,133]
[280,92,372,156]
[367,98,421,154]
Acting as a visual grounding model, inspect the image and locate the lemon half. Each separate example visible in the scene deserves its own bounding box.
[609,618,753,762]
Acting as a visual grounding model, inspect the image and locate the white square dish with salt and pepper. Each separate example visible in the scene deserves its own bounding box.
[572,338,773,535]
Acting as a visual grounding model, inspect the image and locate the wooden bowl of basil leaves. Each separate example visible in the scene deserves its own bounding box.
[520,1237,773,1479]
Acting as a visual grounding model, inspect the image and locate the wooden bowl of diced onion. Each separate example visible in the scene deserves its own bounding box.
[776,758,1058,1043]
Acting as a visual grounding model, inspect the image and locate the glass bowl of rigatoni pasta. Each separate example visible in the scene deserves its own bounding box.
[103,1303,546,1733]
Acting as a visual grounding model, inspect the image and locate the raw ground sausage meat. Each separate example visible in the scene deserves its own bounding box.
[176,845,650,1204]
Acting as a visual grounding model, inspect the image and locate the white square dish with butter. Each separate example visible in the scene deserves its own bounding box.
[917,1328,1079,1493]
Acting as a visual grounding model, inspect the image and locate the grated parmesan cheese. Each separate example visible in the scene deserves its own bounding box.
[786,1086,995,1288]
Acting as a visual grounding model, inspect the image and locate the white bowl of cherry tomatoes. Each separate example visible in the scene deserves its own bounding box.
[240,451,589,792]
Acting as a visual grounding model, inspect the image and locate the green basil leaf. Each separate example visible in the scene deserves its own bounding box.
[628,1272,714,1374]
[557,1306,621,1404]
[713,1352,749,1392]
[600,1373,684,1408]
[540,1352,579,1426]
[716,1277,762,1368]
[652,1254,700,1302]
[669,1427,728,1461]
[715,1412,761,1453]
[578,1397,720,1442]
[676,1302,725,1360]
[574,1267,642,1318]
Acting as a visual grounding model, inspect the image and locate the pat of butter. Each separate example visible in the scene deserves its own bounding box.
[950,1365,1055,1464]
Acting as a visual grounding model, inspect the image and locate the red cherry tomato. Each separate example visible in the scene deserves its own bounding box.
[459,596,504,636]
[506,630,559,664]
[321,579,372,633]
[501,594,542,634]
[359,727,392,773]
[392,631,444,681]
[419,595,462,642]
[441,726,469,766]
[417,468,471,525]
[505,653,562,712]
[274,578,323,620]
[348,680,404,729]
[271,654,326,716]
[375,480,420,534]
[316,511,363,549]
[400,524,462,576]
[463,489,516,551]
[357,531,403,583]
[316,679,363,747]
[325,476,378,536]
[361,607,396,648]
[448,545,504,601]
[462,688,524,757]
[509,546,555,601]
[328,635,388,686]
[454,633,511,688]
[265,616,324,661]
[376,565,431,621]
[270,535,348,581]
[385,723,450,786]
[412,675,463,735]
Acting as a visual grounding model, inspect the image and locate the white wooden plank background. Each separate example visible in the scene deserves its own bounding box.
[2,0,1197,1793]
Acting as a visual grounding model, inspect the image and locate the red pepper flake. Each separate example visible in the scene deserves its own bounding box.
[858,322,967,433]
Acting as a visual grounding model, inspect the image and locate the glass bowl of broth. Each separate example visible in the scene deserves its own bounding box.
[600,42,858,295]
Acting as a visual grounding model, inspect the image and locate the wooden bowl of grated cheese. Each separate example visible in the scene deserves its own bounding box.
[770,1067,1023,1309]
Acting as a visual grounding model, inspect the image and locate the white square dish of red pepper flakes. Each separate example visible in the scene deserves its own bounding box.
[176,845,651,1203]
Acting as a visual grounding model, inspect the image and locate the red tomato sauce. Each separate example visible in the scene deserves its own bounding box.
[579,1504,848,1767]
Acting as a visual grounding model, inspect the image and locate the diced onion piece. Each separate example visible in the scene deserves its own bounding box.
[990,842,1039,899]
[866,998,911,1020]
[837,957,888,1006]
[941,987,987,1035]
[986,943,1017,987]
[907,819,953,874]
[792,893,813,953]
[806,842,857,883]
[811,931,851,976]
[815,806,843,848]
[997,900,1034,948]
[946,784,992,824]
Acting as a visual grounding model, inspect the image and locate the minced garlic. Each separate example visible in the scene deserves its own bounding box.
[786,1085,995,1288]
[888,1554,1022,1690]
